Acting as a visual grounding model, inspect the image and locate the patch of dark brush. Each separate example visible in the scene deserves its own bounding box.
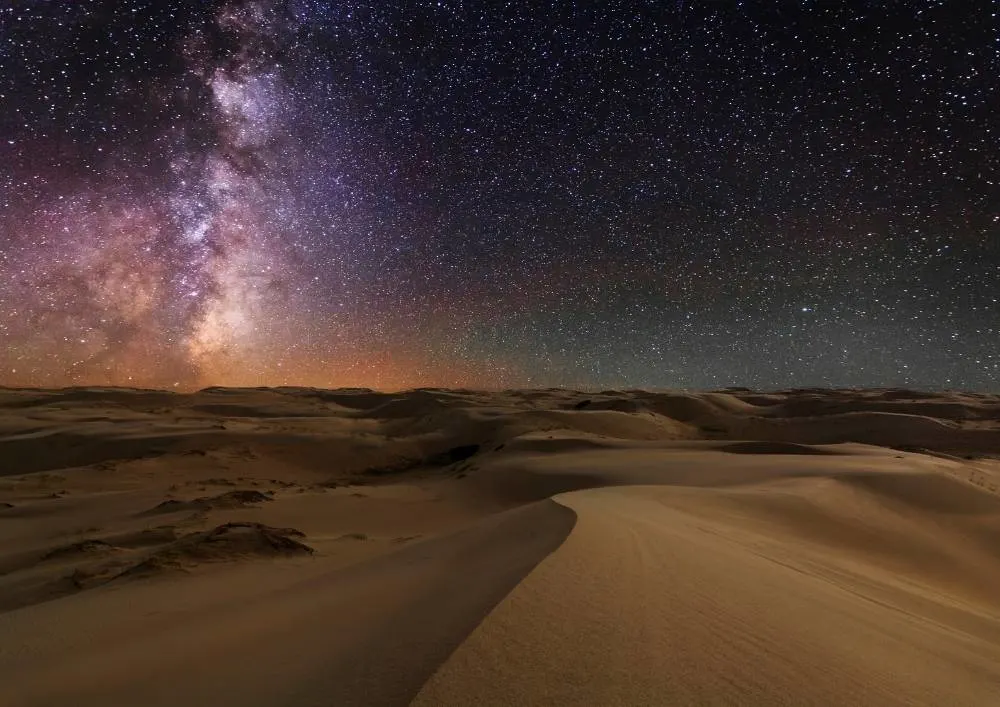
[363,444,482,478]
[427,444,480,465]
[141,489,273,515]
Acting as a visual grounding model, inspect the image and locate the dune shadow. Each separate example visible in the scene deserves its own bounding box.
[316,499,577,706]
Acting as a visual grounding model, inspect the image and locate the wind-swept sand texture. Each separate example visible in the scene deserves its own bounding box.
[417,482,1000,705]
[1,386,999,705]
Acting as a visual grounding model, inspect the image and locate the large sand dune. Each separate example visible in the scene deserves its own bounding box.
[1,386,999,705]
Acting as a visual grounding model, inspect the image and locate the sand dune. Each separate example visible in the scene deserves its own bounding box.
[0,386,998,705]
[0,501,573,706]
[416,481,1000,706]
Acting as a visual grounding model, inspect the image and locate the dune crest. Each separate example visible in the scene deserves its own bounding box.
[417,480,1000,705]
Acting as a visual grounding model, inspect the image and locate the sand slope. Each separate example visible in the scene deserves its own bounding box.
[0,386,998,705]
[0,500,573,706]
[417,480,1000,705]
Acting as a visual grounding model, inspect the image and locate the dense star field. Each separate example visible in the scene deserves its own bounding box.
[0,1,997,390]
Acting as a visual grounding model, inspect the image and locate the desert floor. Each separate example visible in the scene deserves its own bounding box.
[1,386,999,706]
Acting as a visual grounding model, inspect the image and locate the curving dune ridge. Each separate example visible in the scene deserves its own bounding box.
[0,386,999,705]
[418,481,1000,705]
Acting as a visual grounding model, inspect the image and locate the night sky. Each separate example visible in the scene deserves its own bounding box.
[1,1,997,391]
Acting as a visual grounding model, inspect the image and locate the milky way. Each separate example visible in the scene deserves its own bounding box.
[175,2,305,381]
[2,0,409,388]
[1,1,997,390]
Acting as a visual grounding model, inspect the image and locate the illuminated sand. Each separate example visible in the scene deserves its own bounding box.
[1,387,999,705]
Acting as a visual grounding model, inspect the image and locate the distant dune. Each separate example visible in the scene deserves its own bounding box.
[0,387,998,705]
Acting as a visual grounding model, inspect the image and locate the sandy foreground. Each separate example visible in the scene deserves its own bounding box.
[0,386,999,706]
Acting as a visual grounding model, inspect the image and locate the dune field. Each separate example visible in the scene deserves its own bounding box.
[0,386,999,706]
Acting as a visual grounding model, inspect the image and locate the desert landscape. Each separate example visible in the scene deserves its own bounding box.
[0,386,999,706]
